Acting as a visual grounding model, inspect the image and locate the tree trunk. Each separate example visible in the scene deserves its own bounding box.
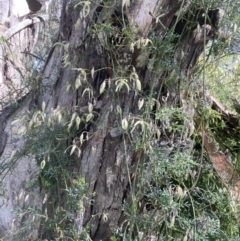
[0,0,60,240]
[0,1,225,240]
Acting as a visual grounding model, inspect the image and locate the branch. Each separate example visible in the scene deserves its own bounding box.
[195,117,240,211]
[3,15,48,40]
[20,51,45,61]
[0,15,47,84]
[211,95,239,127]
[194,95,240,211]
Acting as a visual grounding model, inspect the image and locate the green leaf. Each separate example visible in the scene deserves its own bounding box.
[70,145,77,156]
[136,78,141,91]
[40,160,46,169]
[100,80,106,94]
[76,116,81,129]
[88,102,93,112]
[42,101,46,112]
[91,67,95,79]
[86,113,93,122]
[75,76,81,90]
[138,98,144,110]
[122,118,128,130]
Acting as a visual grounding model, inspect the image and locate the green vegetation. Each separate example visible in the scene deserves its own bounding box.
[1,0,240,240]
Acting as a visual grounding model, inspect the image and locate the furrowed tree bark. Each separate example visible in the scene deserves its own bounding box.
[0,0,60,239]
[0,0,224,240]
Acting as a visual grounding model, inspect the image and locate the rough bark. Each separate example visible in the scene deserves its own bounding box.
[0,0,60,240]
[0,0,225,240]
